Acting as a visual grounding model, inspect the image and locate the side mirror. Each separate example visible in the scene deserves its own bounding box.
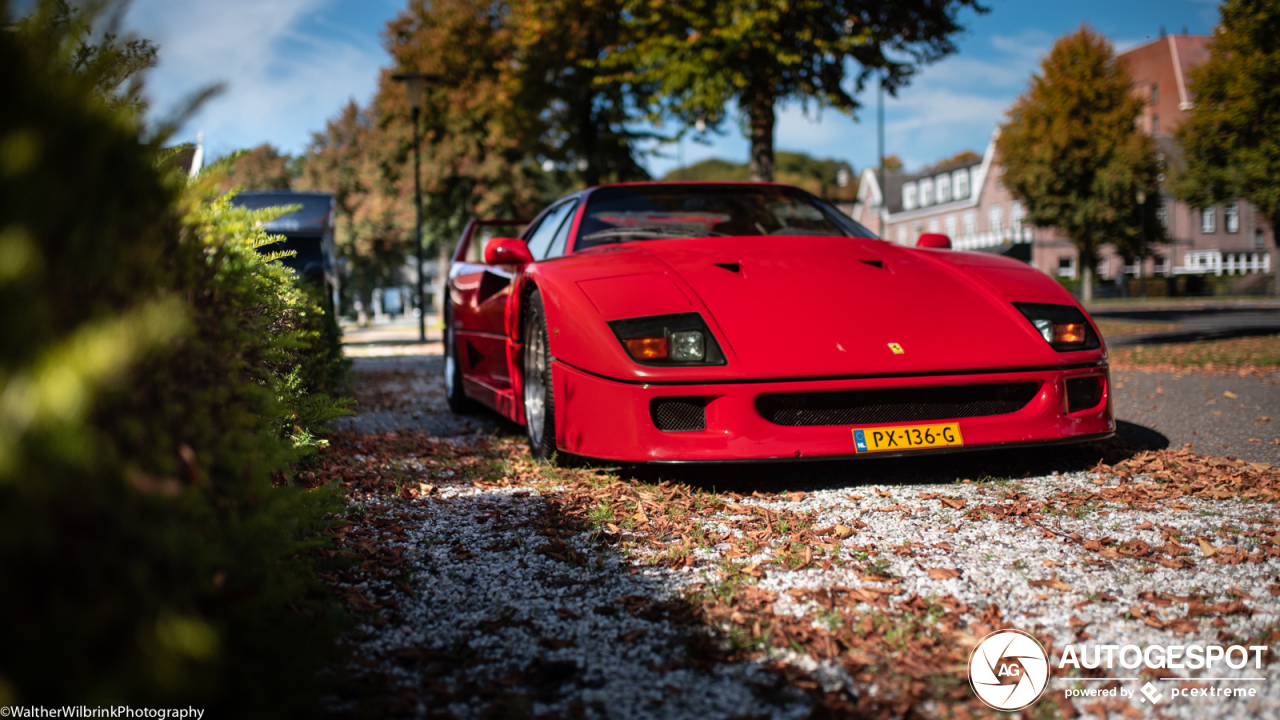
[484,237,534,266]
[917,233,952,249]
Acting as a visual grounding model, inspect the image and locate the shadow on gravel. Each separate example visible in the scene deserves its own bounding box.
[582,422,1171,497]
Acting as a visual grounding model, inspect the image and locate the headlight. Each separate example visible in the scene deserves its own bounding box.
[1013,303,1100,352]
[608,313,726,366]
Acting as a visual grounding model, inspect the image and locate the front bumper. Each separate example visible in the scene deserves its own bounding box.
[552,361,1114,463]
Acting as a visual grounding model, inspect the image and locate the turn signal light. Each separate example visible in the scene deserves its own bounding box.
[624,337,668,359]
[1054,323,1086,345]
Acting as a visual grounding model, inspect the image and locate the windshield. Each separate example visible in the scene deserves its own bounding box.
[574,184,875,250]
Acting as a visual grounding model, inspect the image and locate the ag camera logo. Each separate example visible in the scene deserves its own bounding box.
[969,629,1050,710]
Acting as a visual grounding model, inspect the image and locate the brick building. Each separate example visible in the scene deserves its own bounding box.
[847,33,1275,293]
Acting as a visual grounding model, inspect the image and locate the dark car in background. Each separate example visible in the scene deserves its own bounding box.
[230,191,339,310]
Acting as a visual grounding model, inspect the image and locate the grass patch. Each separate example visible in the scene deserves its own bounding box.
[1111,333,1280,369]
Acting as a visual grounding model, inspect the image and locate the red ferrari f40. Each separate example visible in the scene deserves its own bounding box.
[444,182,1113,463]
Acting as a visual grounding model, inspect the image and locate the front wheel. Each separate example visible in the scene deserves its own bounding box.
[522,290,557,460]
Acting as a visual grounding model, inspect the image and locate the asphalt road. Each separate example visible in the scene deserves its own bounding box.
[1093,302,1280,347]
[1111,369,1280,463]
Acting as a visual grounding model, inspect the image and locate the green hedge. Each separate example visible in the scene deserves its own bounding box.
[0,3,351,715]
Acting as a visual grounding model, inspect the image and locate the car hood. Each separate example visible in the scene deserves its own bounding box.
[630,235,1072,378]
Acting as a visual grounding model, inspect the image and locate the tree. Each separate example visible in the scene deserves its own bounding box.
[1174,0,1280,293]
[18,0,158,116]
[603,0,986,181]
[881,154,904,172]
[297,102,413,324]
[663,151,857,200]
[507,0,654,187]
[216,143,293,193]
[996,25,1163,302]
[921,149,981,173]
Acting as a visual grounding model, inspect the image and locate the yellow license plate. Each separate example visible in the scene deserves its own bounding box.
[852,423,963,453]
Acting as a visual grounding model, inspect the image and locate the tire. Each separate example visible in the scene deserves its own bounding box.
[443,303,477,414]
[522,290,558,460]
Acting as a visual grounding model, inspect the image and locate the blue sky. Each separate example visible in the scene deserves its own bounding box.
[123,0,1221,178]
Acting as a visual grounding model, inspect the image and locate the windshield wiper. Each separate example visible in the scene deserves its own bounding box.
[582,225,729,242]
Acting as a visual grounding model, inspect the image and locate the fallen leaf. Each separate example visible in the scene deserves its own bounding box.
[940,497,966,510]
[617,629,647,644]
[927,567,961,580]
[832,525,854,540]
[1043,559,1065,567]
[1028,578,1072,592]
[1198,538,1218,557]
[1224,391,1239,399]
[785,491,807,502]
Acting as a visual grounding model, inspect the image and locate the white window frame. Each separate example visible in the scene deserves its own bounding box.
[896,226,907,244]
[936,174,951,203]
[953,169,969,200]
[919,178,934,207]
[944,214,957,238]
[1201,207,1216,233]
[1225,202,1239,233]
[1057,256,1076,279]
[902,182,918,211]
[989,205,1003,233]
[962,210,976,237]
[927,218,940,234]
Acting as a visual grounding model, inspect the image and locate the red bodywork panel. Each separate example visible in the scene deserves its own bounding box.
[446,183,1114,462]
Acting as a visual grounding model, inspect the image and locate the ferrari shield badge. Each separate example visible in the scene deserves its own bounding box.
[887,343,904,354]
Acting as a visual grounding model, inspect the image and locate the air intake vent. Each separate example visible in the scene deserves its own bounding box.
[757,382,1039,426]
[650,398,707,432]
[1065,377,1103,413]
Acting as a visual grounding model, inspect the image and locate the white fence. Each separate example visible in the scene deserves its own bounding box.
[951,227,1034,251]
[1172,251,1271,276]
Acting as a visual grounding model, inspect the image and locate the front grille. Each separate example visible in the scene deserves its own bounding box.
[651,398,707,432]
[1066,377,1103,413]
[757,382,1039,427]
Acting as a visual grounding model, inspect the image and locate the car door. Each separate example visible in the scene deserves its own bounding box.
[455,202,574,401]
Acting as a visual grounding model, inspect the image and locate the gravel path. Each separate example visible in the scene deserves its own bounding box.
[326,351,1280,719]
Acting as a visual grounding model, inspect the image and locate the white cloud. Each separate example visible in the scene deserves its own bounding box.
[126,0,392,157]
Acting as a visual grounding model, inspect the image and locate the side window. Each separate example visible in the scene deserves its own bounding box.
[545,201,579,258]
[525,201,574,260]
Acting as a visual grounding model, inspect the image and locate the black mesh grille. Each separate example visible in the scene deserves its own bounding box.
[651,398,707,432]
[756,382,1039,427]
[1066,377,1103,413]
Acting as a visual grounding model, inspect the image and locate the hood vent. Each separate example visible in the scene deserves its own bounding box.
[713,262,741,273]
[860,260,885,270]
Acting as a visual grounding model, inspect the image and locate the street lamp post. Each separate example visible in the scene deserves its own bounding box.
[391,72,441,343]
[1137,189,1147,300]
[877,71,885,239]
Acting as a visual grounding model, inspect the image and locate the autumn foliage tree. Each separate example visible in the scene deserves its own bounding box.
[1175,0,1280,292]
[996,25,1163,301]
[602,0,987,181]
[296,101,414,323]
[216,143,293,194]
